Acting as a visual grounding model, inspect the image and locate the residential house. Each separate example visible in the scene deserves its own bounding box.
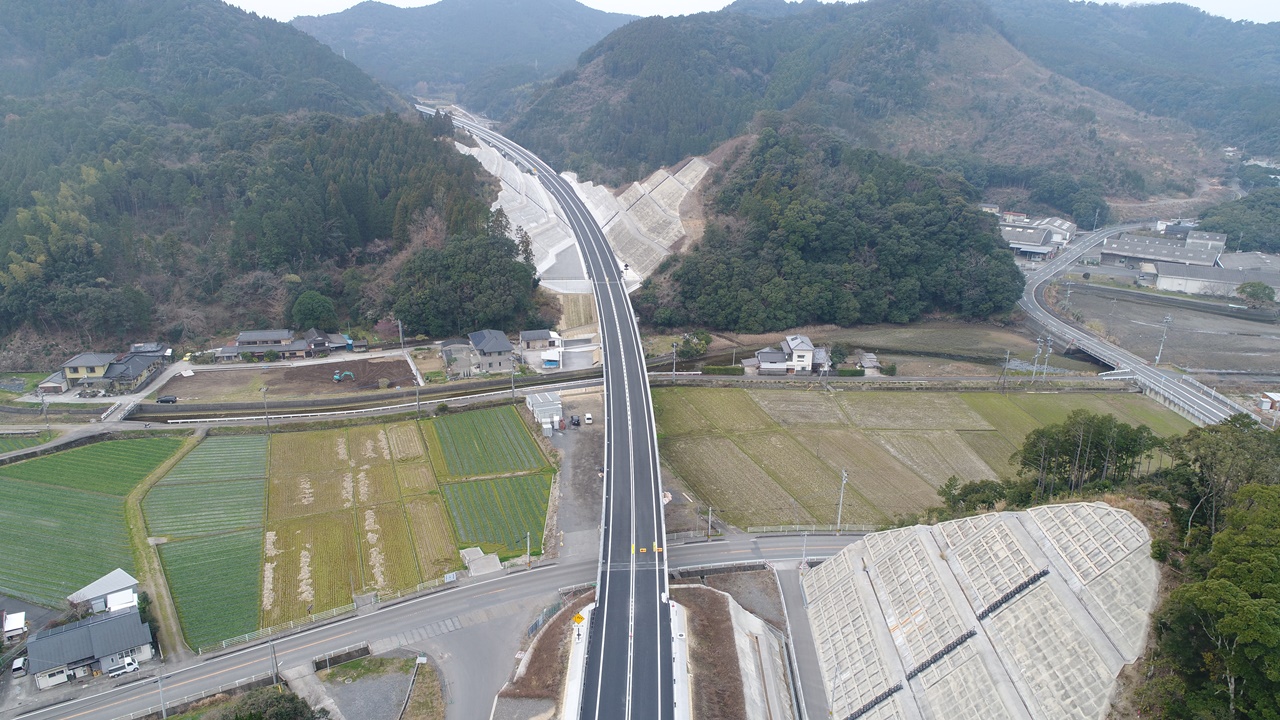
[25,608,153,690]
[234,330,294,346]
[518,329,562,350]
[979,203,1000,215]
[753,335,830,375]
[858,352,882,370]
[68,569,139,615]
[1100,233,1220,269]
[215,330,311,362]
[468,330,515,374]
[60,353,117,384]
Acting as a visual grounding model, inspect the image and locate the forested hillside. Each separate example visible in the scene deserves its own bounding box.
[987,0,1280,157]
[293,0,636,119]
[631,126,1024,332]
[1198,188,1280,253]
[0,0,542,365]
[508,0,1209,222]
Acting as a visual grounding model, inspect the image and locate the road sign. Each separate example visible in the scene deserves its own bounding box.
[573,613,585,624]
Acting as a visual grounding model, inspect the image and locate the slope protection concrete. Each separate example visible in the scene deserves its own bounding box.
[803,503,1158,720]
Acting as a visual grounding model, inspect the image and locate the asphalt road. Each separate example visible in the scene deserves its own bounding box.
[1020,225,1242,425]
[5,535,857,720]
[426,109,674,720]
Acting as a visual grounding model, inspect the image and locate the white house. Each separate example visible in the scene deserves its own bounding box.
[68,569,139,614]
[753,335,830,375]
[26,608,153,690]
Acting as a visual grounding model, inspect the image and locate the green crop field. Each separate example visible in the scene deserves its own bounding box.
[656,387,1196,529]
[424,406,548,480]
[162,436,268,483]
[0,477,134,606]
[0,438,182,496]
[144,479,266,538]
[160,531,262,649]
[0,433,48,453]
[443,474,552,557]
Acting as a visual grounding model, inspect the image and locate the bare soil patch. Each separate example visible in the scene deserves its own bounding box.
[501,591,596,701]
[704,569,787,632]
[670,585,747,720]
[157,356,417,402]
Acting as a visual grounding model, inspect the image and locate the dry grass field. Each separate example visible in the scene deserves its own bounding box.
[868,430,998,488]
[404,498,460,576]
[654,387,1194,528]
[745,390,845,427]
[663,436,815,528]
[792,429,938,519]
[359,504,422,592]
[262,511,361,625]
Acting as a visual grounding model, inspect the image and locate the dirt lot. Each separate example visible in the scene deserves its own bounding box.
[1055,283,1280,377]
[156,356,418,402]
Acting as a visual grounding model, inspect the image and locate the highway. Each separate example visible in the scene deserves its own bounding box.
[421,108,671,718]
[1020,225,1244,425]
[5,536,856,720]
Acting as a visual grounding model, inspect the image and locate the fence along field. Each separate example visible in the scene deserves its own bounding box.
[0,438,182,606]
[160,530,262,649]
[655,388,1195,528]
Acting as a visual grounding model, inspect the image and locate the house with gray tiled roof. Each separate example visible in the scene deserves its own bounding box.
[26,608,153,690]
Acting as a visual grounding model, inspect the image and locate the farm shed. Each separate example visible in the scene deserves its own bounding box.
[25,608,153,690]
[68,569,139,614]
[525,392,562,423]
[1258,392,1280,411]
[3,610,26,641]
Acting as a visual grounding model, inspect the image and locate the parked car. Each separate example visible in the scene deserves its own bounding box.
[107,658,139,678]
[156,395,178,404]
[11,656,26,677]
[584,413,593,425]
[571,415,581,427]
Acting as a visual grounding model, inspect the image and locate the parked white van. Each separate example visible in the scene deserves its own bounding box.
[11,656,26,677]
[106,657,139,678]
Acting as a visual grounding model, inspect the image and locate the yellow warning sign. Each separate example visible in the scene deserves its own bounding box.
[573,613,585,624]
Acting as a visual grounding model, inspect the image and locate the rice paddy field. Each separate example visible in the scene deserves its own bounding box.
[0,438,182,606]
[655,388,1195,529]
[143,406,554,642]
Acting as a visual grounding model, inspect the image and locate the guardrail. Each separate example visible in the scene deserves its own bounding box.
[665,529,721,541]
[373,573,458,603]
[111,670,279,720]
[747,524,878,534]
[1177,375,1251,416]
[197,603,356,654]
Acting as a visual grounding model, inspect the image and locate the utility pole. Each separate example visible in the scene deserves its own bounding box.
[672,342,679,379]
[510,355,516,401]
[526,531,531,569]
[415,385,421,418]
[261,386,270,432]
[1042,336,1053,381]
[1031,337,1043,381]
[801,532,808,565]
[1092,207,1100,231]
[706,506,713,540]
[269,638,279,680]
[835,469,848,535]
[397,319,404,350]
[158,673,168,719]
[997,349,1010,392]
[1154,315,1172,366]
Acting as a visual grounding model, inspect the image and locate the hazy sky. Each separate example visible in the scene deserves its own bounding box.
[240,0,1280,24]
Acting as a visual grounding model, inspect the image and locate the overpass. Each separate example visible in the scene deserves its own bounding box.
[1021,225,1251,425]
[417,107,675,720]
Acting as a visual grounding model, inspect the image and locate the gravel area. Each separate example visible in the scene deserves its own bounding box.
[322,652,417,720]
